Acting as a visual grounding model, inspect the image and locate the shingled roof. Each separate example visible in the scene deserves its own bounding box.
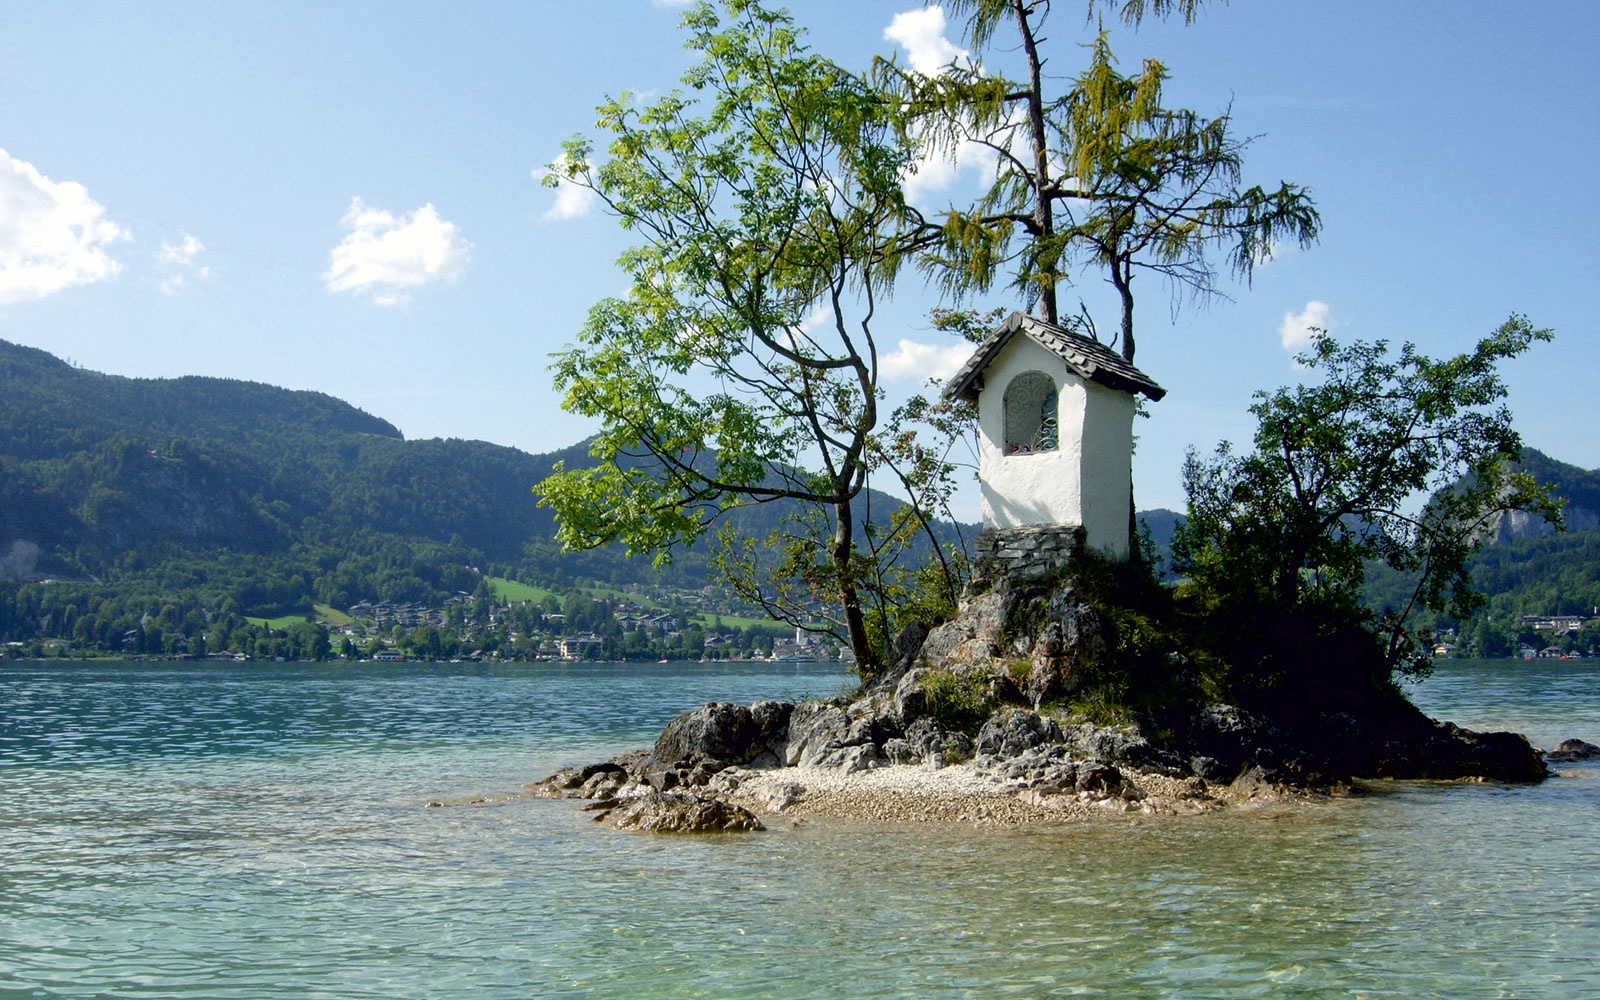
[942,311,1166,404]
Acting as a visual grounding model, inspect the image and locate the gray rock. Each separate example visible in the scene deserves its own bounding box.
[913,590,1008,672]
[755,782,807,812]
[598,791,765,833]
[654,701,759,766]
[1188,704,1278,776]
[881,737,921,765]
[976,707,1064,758]
[785,701,853,767]
[887,621,931,677]
[902,715,945,758]
[940,732,975,764]
[1546,738,1600,762]
[1059,721,1153,766]
[1189,755,1225,781]
[1022,596,1107,705]
[1073,760,1123,794]
[892,668,933,724]
[812,743,880,773]
[750,700,794,753]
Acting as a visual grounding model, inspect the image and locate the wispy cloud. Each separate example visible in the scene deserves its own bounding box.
[537,153,598,222]
[883,7,996,206]
[324,198,470,306]
[884,6,968,76]
[0,149,128,305]
[902,134,997,206]
[1279,299,1334,352]
[881,337,975,382]
[156,233,210,295]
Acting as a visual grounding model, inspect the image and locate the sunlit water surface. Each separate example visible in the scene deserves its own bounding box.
[1,658,1596,998]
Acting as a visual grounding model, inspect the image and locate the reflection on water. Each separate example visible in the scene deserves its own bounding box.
[1,658,1596,998]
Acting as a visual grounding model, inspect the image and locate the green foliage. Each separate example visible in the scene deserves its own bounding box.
[534,0,968,673]
[1174,316,1561,678]
[920,668,998,734]
[878,1,1319,360]
[1061,688,1136,730]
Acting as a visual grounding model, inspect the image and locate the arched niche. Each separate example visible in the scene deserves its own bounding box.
[1002,370,1058,454]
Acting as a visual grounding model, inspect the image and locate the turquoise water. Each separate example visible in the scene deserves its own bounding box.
[1,658,1596,998]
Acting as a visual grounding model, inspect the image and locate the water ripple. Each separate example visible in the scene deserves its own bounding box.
[1,659,1596,997]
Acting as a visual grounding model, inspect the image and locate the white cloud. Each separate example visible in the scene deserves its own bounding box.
[884,6,968,77]
[882,10,998,206]
[882,338,976,382]
[324,198,470,306]
[0,149,128,305]
[156,233,210,295]
[903,136,997,206]
[1279,300,1333,352]
[537,153,598,222]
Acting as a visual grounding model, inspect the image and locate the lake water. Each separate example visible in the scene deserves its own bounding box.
[1,657,1596,998]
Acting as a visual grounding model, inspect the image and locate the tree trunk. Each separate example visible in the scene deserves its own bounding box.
[1128,483,1141,567]
[1112,254,1136,362]
[1013,0,1056,326]
[832,497,877,676]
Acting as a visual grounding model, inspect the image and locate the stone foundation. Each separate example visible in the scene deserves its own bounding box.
[972,525,1087,589]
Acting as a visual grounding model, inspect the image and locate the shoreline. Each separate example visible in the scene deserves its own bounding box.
[526,752,1349,832]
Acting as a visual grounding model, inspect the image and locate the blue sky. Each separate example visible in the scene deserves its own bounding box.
[2,1,1595,514]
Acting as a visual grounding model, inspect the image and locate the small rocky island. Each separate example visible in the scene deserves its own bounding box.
[532,533,1555,832]
[531,313,1567,832]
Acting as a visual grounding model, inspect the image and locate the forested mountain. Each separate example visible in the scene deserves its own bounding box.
[0,340,961,653]
[0,339,695,609]
[1359,448,1600,654]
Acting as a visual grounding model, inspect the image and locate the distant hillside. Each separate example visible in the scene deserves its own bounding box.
[1356,448,1600,649]
[11,337,1587,656]
[0,339,961,623]
[1469,448,1600,622]
[0,339,572,593]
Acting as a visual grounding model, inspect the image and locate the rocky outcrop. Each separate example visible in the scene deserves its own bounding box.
[900,578,1109,709]
[529,560,1552,833]
[1368,722,1549,783]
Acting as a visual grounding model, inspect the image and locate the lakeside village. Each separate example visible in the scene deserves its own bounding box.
[338,591,840,665]
[3,584,844,664]
[12,592,1595,664]
[1438,613,1598,662]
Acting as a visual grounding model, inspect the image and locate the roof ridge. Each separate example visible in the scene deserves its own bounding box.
[942,311,1165,403]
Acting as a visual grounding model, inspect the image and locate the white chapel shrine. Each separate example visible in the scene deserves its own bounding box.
[943,311,1166,565]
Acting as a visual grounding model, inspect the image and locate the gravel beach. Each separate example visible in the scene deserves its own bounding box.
[719,762,1251,828]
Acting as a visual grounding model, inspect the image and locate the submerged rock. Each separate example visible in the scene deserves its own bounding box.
[1546,738,1600,763]
[597,791,764,833]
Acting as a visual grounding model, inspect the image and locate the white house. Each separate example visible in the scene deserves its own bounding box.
[943,311,1165,560]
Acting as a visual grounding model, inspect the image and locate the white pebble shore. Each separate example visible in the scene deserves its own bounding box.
[722,762,1236,828]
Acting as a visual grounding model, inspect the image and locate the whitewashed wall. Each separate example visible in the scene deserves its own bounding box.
[975,336,1136,558]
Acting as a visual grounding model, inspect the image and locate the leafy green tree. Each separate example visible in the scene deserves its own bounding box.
[1173,316,1562,674]
[882,0,1319,362]
[535,0,947,673]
